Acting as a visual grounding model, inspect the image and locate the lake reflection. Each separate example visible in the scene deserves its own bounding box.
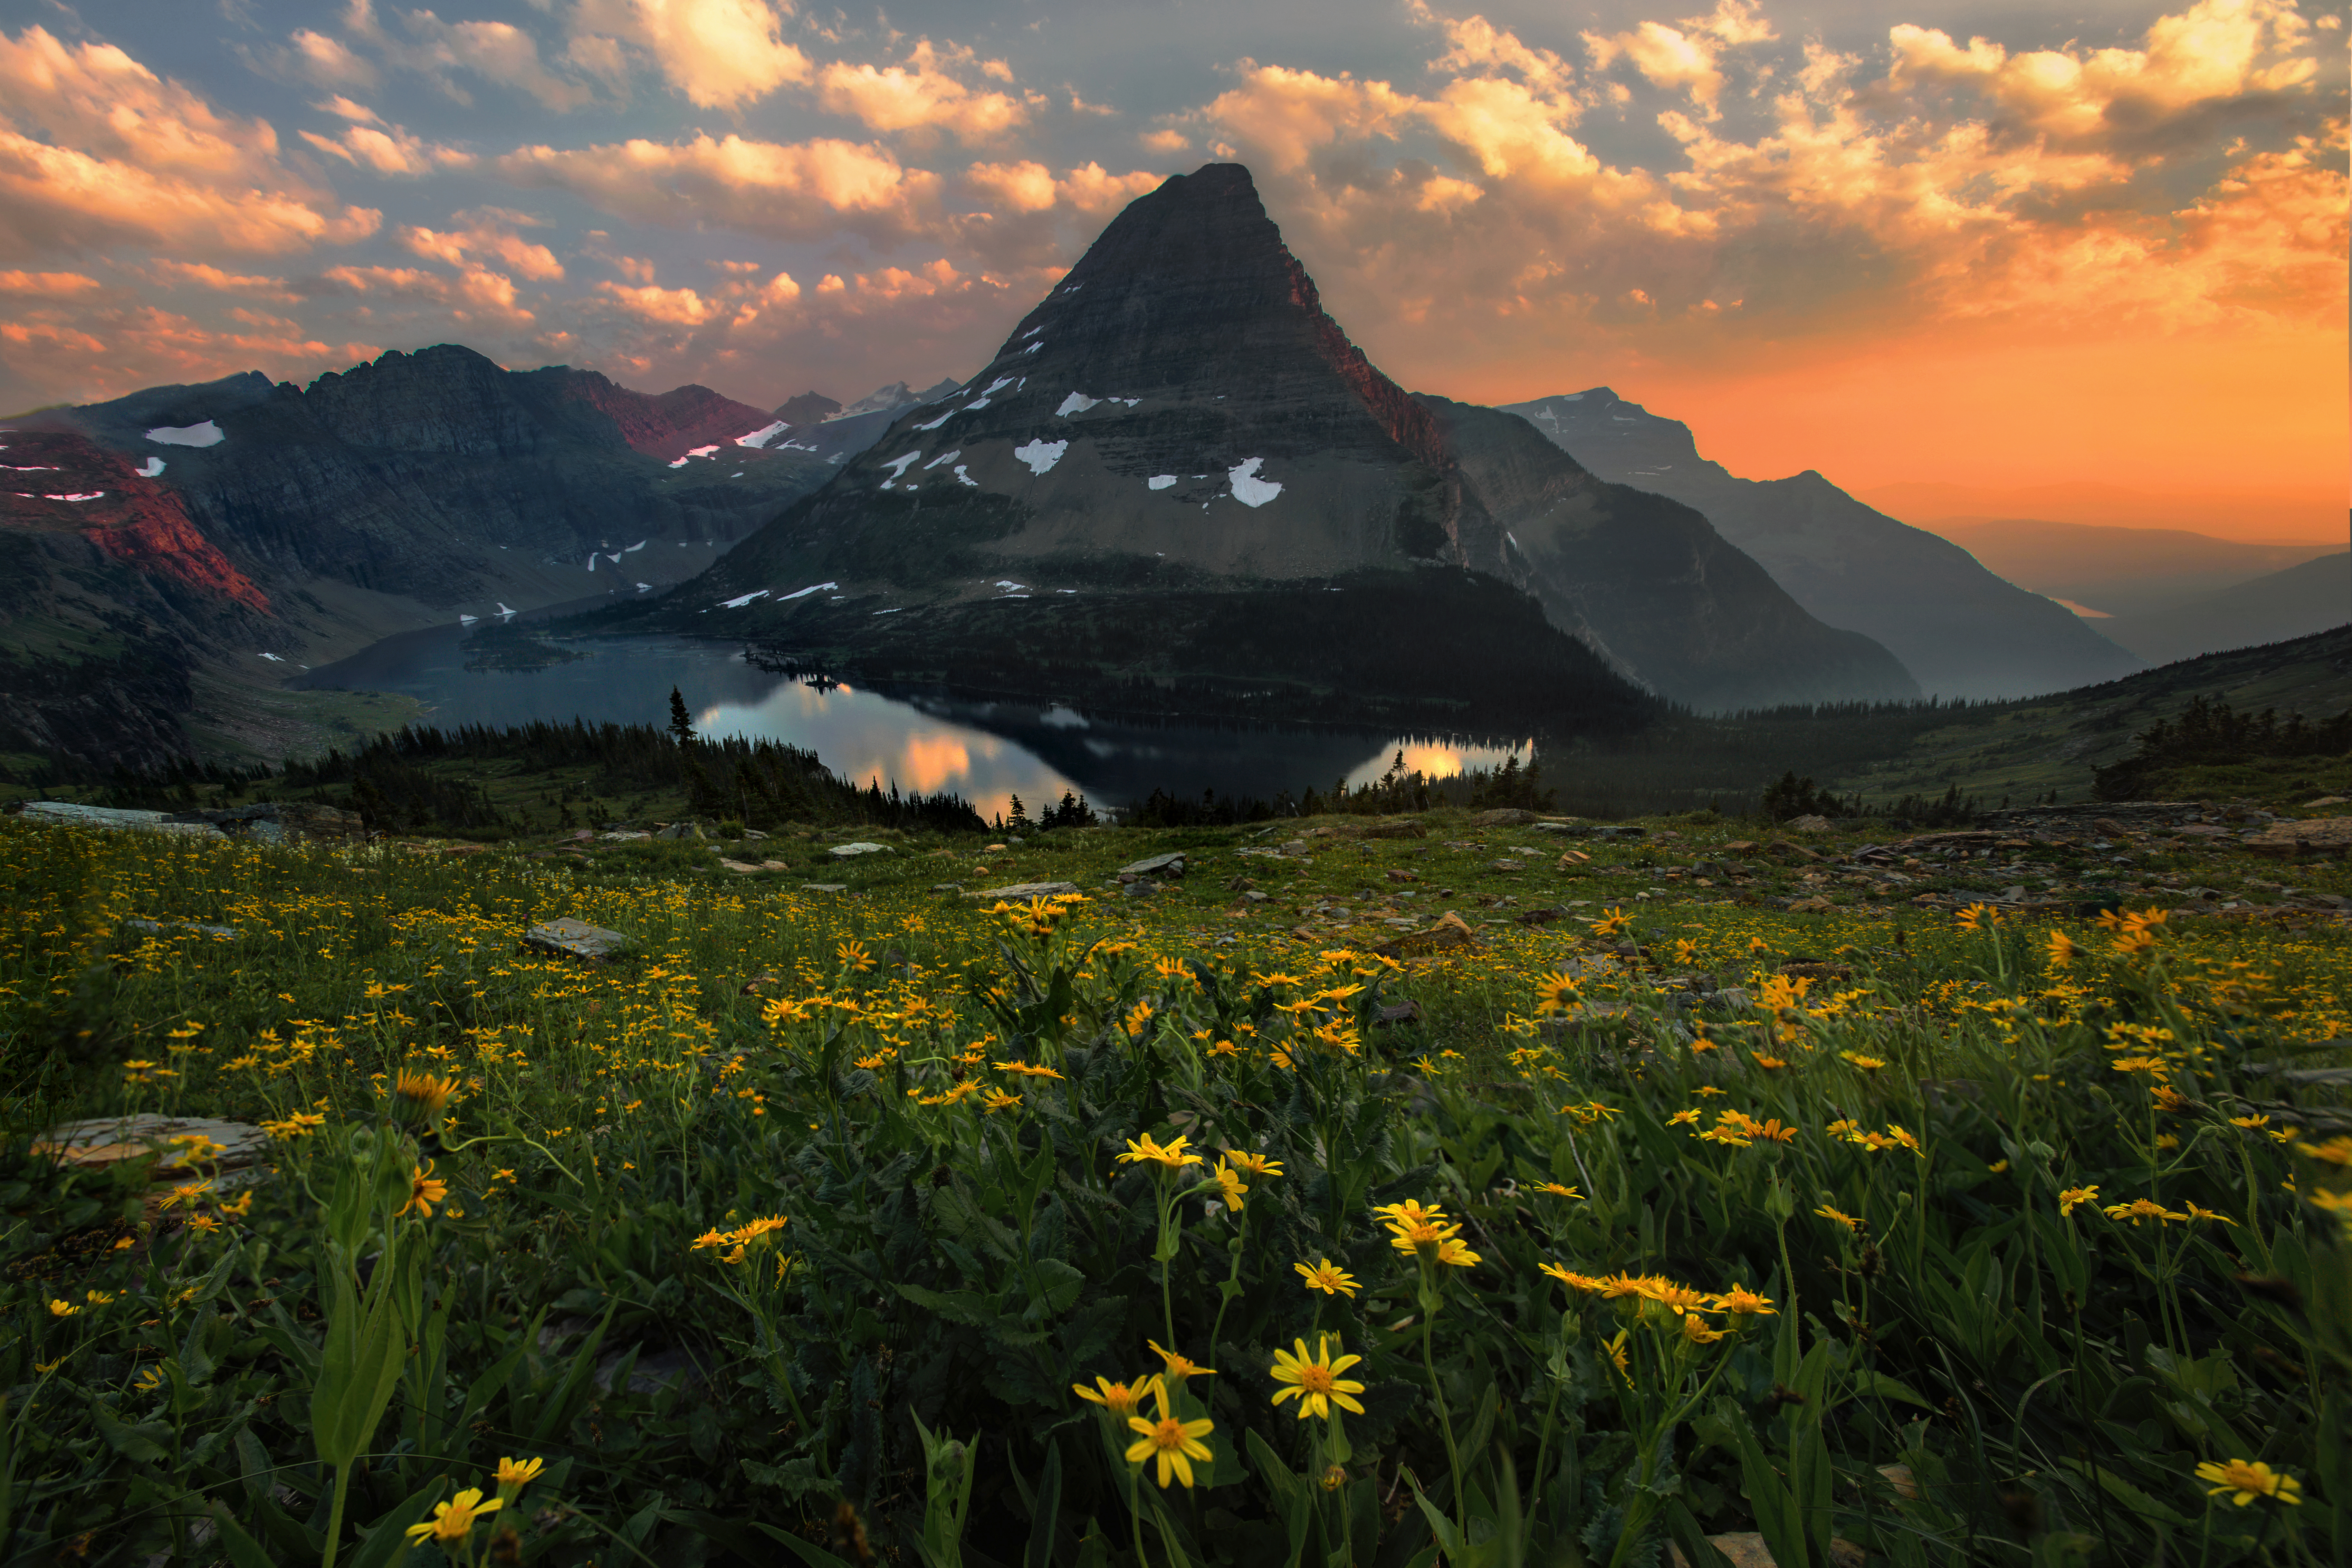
[296,626,1532,820]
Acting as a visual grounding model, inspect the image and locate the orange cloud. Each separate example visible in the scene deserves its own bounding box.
[496,134,940,242]
[817,41,1037,142]
[400,216,564,281]
[598,281,716,325]
[568,0,809,110]
[967,160,1159,215]
[0,269,101,296]
[0,25,378,260]
[302,122,476,177]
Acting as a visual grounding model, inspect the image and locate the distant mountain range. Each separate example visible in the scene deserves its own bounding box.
[623,163,1915,724]
[1496,389,2143,700]
[1927,516,2336,619]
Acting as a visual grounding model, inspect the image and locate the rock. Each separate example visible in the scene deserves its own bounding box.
[654,822,703,840]
[40,1114,270,1172]
[2248,818,2352,859]
[716,858,763,873]
[1242,890,1269,903]
[1281,840,1311,857]
[759,859,789,870]
[1787,895,1835,913]
[1385,868,1419,882]
[1123,879,1158,898]
[1514,905,1565,925]
[742,828,770,840]
[931,882,963,892]
[525,917,632,959]
[828,841,890,856]
[1373,999,1424,1026]
[15,801,218,835]
[2305,796,2347,809]
[802,883,850,893]
[600,830,651,841]
[966,881,1083,899]
[1473,808,1539,827]
[1116,851,1188,878]
[1492,858,1525,872]
[123,917,238,940]
[1787,815,1832,834]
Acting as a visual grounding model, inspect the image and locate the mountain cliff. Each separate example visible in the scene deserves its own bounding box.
[1498,388,2143,699]
[641,164,1914,719]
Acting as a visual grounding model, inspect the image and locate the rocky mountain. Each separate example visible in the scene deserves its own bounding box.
[1498,388,2143,700]
[2099,550,2350,664]
[636,164,1914,721]
[3,345,840,765]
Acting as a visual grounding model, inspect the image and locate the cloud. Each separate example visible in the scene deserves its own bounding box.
[151,261,300,300]
[398,214,564,280]
[320,260,535,323]
[0,25,382,263]
[1182,0,2340,372]
[301,121,475,176]
[0,269,103,296]
[598,280,716,324]
[568,0,809,110]
[1583,3,1773,116]
[245,28,381,91]
[340,1,599,110]
[496,134,940,243]
[816,40,1037,142]
[962,159,1156,216]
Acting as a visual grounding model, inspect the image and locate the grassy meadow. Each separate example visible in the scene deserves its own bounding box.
[1,806,2347,1567]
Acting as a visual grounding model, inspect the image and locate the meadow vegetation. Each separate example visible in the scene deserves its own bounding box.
[0,805,2346,1567]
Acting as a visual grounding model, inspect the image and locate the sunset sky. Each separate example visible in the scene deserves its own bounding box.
[2,0,2343,539]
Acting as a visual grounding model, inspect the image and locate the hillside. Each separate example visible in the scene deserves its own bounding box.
[1927,516,2330,618]
[1828,623,2352,806]
[2099,551,2349,664]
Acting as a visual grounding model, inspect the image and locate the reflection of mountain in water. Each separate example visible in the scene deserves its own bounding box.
[884,689,1519,808]
[297,629,1525,816]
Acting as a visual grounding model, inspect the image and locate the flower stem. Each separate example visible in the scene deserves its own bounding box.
[1419,1298,1466,1536]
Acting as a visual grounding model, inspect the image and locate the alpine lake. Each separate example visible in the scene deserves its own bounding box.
[294,616,1531,820]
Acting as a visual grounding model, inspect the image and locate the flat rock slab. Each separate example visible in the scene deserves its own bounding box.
[15,802,223,836]
[40,1114,270,1172]
[829,842,892,857]
[967,881,1082,900]
[1116,851,1187,878]
[526,917,631,959]
[802,883,850,893]
[124,918,238,940]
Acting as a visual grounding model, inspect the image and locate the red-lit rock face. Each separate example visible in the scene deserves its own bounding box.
[0,430,270,613]
[547,374,782,461]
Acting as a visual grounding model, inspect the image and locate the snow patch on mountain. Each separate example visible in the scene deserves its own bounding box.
[1013,439,1067,474]
[1147,475,1177,490]
[1227,458,1282,507]
[1056,393,1099,416]
[145,421,224,447]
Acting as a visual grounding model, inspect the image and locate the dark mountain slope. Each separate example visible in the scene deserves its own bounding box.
[1500,388,2141,699]
[637,164,1912,719]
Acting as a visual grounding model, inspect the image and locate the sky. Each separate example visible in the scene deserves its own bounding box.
[1,0,2343,540]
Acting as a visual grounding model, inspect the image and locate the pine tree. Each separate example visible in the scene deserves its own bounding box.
[1007,793,1029,828]
[667,687,695,746]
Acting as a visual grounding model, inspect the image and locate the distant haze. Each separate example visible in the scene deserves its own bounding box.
[1858,482,2346,546]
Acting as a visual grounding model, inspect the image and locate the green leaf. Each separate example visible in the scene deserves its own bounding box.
[346,1477,445,1568]
[203,1501,279,1568]
[751,1520,863,1568]
[92,1408,172,1467]
[1846,1371,1935,1410]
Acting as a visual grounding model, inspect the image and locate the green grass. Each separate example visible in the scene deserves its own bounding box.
[1,809,2347,1566]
